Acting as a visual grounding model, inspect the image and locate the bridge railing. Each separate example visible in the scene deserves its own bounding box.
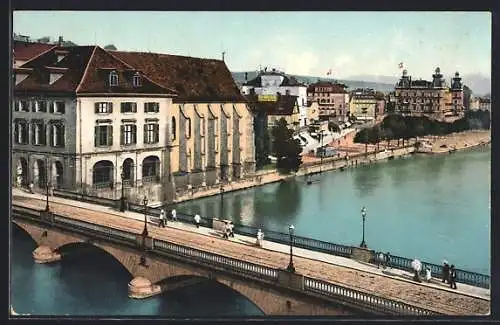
[304,277,439,316]
[381,254,490,289]
[12,206,439,316]
[152,239,278,282]
[53,189,117,209]
[48,188,489,289]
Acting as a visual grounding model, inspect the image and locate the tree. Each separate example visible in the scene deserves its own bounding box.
[104,44,117,50]
[328,121,340,133]
[36,36,51,43]
[370,126,382,151]
[271,118,302,174]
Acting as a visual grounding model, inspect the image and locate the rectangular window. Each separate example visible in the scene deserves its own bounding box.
[53,101,65,114]
[50,124,65,147]
[95,125,113,147]
[120,102,137,113]
[144,102,159,113]
[95,102,113,114]
[144,123,159,144]
[14,121,29,144]
[120,124,137,145]
[31,122,46,145]
[16,100,30,112]
[34,101,47,113]
[200,117,205,136]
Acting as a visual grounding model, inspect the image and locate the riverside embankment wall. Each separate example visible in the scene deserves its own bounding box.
[174,146,416,203]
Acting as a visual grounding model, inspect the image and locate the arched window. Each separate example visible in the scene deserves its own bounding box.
[142,156,160,183]
[185,117,191,139]
[93,160,114,188]
[109,71,118,86]
[121,158,134,186]
[171,116,176,141]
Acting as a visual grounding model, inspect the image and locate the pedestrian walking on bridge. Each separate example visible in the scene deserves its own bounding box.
[159,209,166,228]
[442,261,450,284]
[171,208,177,222]
[256,229,264,247]
[194,214,201,228]
[449,265,457,289]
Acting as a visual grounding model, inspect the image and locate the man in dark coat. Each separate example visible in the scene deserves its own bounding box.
[449,265,457,289]
[442,262,450,284]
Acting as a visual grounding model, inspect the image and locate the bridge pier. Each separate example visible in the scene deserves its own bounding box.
[32,245,61,263]
[128,277,162,299]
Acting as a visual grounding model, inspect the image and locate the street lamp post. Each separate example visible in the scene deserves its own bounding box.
[120,169,126,212]
[360,206,367,248]
[142,196,149,238]
[45,180,50,211]
[287,224,296,273]
[45,159,50,211]
[220,185,225,219]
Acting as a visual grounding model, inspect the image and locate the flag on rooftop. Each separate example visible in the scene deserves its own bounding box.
[398,62,404,69]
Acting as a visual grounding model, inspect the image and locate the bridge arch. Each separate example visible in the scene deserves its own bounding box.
[56,242,134,278]
[12,221,39,246]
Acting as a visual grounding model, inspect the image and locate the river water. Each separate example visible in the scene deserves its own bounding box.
[11,147,490,316]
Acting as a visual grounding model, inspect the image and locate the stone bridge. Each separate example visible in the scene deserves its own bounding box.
[12,217,359,316]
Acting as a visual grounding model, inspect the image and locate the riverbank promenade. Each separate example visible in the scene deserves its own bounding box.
[12,188,489,315]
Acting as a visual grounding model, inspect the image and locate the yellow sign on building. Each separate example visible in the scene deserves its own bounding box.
[258,95,277,102]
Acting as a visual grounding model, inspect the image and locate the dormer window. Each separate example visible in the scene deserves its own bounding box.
[109,71,118,86]
[133,72,141,87]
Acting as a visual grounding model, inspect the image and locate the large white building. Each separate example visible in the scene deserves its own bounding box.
[12,45,255,205]
[240,69,309,127]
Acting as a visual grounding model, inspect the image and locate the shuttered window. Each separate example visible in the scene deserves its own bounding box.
[144,123,159,144]
[120,124,137,145]
[95,125,113,147]
[95,102,113,114]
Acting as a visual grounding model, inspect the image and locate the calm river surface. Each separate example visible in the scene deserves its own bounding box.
[11,147,490,316]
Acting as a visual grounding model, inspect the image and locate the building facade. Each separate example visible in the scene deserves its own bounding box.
[394,68,464,120]
[13,46,256,205]
[245,94,299,169]
[348,88,377,121]
[306,81,349,122]
[241,69,308,127]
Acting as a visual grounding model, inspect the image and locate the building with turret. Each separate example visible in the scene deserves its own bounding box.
[394,67,464,121]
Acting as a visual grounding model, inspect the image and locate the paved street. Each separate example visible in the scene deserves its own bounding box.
[12,188,490,315]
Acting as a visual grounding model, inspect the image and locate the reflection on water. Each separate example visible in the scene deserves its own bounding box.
[178,148,490,274]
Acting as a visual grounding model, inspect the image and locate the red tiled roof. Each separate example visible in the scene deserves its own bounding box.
[77,47,174,95]
[111,51,246,102]
[13,40,56,62]
[15,46,175,95]
[16,46,95,94]
[245,94,298,116]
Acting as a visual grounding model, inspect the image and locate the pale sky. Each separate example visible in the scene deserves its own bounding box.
[13,11,491,79]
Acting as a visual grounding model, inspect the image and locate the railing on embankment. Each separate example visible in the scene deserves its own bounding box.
[49,188,490,289]
[11,204,439,316]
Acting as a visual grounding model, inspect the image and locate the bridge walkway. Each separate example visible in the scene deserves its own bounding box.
[11,189,489,316]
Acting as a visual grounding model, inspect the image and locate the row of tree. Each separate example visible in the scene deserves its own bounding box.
[353,110,491,146]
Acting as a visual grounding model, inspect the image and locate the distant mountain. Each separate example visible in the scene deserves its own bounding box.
[461,74,491,96]
[231,71,396,93]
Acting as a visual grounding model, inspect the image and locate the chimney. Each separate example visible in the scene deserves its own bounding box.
[58,36,63,47]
